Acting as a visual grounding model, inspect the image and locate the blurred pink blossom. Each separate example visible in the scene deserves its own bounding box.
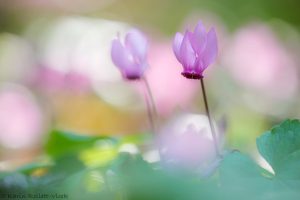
[160,125,214,168]
[136,42,198,116]
[30,67,91,93]
[0,85,44,149]
[223,23,298,99]
[157,114,218,170]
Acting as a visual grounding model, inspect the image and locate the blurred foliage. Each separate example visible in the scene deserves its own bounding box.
[0,119,300,199]
[0,0,299,34]
[45,129,117,158]
[101,0,300,34]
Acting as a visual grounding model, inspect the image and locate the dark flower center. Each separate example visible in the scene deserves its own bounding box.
[126,75,141,80]
[181,72,203,79]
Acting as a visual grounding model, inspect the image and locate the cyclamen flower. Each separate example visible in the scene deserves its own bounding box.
[173,22,218,79]
[111,29,148,80]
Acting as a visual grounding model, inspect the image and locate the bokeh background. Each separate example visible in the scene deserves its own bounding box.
[0,0,299,170]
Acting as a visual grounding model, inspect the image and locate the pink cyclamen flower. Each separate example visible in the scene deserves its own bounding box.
[111,29,148,80]
[173,22,218,79]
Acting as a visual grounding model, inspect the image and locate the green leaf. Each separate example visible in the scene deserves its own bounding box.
[45,130,118,158]
[109,153,216,200]
[219,151,300,200]
[256,119,300,179]
[220,151,270,181]
[16,162,53,175]
[219,151,272,199]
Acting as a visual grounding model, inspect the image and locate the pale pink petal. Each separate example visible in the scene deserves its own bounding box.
[179,31,196,69]
[128,61,147,78]
[125,29,148,61]
[172,32,184,62]
[111,39,134,71]
[195,58,205,73]
[202,28,218,68]
[191,21,207,54]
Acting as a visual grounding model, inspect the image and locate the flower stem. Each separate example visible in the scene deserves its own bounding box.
[142,76,158,133]
[200,78,220,156]
[143,92,155,133]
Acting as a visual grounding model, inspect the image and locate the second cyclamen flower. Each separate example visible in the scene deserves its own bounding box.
[111,29,148,80]
[173,22,218,79]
